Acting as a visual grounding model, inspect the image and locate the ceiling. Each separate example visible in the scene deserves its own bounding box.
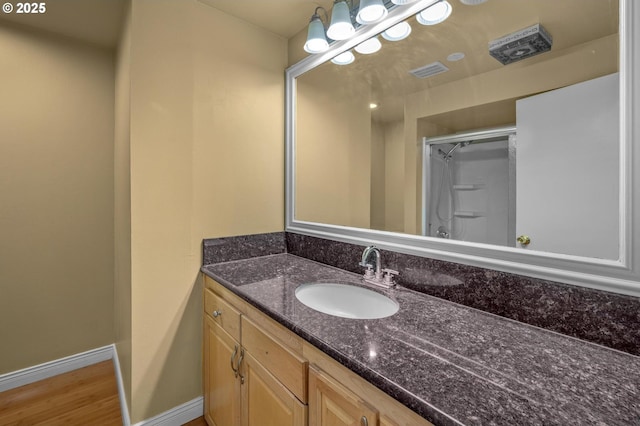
[0,0,126,48]
[196,0,333,39]
[0,0,327,48]
[300,0,619,123]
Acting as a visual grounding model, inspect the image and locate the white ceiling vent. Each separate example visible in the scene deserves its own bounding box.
[409,61,450,79]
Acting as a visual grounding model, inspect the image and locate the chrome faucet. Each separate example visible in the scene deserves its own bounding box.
[359,245,398,289]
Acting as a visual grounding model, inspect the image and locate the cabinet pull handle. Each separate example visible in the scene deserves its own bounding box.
[360,416,368,426]
[237,349,245,384]
[230,344,239,378]
[212,310,222,318]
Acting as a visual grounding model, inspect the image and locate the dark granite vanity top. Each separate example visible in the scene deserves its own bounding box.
[202,253,640,426]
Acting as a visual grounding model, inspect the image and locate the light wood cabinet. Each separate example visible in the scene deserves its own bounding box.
[242,350,307,426]
[204,275,432,426]
[204,316,241,426]
[204,282,308,426]
[309,366,378,426]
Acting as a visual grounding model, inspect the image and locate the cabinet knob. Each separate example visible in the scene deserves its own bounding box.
[212,310,222,318]
[360,416,368,426]
[516,235,531,246]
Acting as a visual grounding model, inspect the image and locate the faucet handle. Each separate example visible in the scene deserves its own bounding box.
[361,264,375,279]
[381,268,399,286]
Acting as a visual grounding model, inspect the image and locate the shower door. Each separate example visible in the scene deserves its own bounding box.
[422,127,516,246]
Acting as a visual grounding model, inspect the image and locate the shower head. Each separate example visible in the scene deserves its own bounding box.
[434,141,471,161]
[445,141,470,157]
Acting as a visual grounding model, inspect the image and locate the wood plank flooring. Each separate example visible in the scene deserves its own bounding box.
[0,361,207,425]
[0,360,121,425]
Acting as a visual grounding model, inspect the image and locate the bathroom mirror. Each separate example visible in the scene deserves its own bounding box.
[286,0,640,296]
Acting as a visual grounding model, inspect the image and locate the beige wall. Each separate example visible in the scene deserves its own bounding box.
[296,73,372,228]
[125,1,286,422]
[114,0,132,412]
[0,23,115,373]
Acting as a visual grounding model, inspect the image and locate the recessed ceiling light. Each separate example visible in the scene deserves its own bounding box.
[369,103,378,109]
[447,52,465,61]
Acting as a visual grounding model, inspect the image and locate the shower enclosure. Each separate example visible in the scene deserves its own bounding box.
[422,126,516,246]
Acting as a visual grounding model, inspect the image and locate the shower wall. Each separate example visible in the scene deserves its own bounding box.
[428,139,511,245]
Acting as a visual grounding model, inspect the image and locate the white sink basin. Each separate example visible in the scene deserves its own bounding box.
[295,283,399,319]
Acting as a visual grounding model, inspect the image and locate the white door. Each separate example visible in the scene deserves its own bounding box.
[515,73,619,259]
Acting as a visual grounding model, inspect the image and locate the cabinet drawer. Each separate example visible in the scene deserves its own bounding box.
[204,288,241,342]
[242,316,308,404]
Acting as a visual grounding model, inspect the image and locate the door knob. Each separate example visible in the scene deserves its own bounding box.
[517,235,531,246]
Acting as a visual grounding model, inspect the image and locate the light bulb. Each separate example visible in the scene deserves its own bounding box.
[416,0,452,25]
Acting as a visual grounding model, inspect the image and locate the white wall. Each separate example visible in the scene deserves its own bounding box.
[516,73,619,259]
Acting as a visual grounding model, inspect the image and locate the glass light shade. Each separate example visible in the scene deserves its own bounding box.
[355,36,382,54]
[331,50,355,65]
[327,1,355,41]
[357,0,388,24]
[417,0,452,25]
[382,21,412,41]
[304,16,329,53]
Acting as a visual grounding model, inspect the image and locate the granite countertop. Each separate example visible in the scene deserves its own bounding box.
[201,253,640,426]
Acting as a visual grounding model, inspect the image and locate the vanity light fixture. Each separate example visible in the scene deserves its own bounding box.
[382,21,412,41]
[304,7,329,54]
[416,0,452,25]
[331,50,356,65]
[355,36,382,54]
[327,0,355,40]
[357,0,388,24]
[391,0,420,4]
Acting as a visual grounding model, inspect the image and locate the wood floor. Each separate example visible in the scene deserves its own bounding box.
[0,361,207,425]
[0,360,121,425]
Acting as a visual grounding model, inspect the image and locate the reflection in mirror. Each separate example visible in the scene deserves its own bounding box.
[295,0,619,260]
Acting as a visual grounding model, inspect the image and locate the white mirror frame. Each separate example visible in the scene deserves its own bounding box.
[285,0,640,297]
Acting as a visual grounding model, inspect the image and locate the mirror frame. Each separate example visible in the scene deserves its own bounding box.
[285,0,640,297]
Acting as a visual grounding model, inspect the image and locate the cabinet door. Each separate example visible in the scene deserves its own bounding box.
[309,366,378,426]
[204,316,241,426]
[241,351,307,426]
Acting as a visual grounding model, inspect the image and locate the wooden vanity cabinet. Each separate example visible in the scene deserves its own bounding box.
[309,366,378,426]
[204,275,432,426]
[204,289,242,426]
[204,316,241,426]
[304,343,434,426]
[204,280,308,426]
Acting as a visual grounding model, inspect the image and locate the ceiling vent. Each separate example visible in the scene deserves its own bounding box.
[409,61,450,79]
[489,24,553,65]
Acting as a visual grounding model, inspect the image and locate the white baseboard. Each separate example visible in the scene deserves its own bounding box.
[0,344,203,426]
[0,344,113,393]
[133,396,204,426]
[112,343,132,426]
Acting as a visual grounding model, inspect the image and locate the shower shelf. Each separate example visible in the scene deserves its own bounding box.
[454,211,483,218]
[453,184,484,190]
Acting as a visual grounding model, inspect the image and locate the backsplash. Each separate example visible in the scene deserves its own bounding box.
[203,231,285,264]
[202,231,640,356]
